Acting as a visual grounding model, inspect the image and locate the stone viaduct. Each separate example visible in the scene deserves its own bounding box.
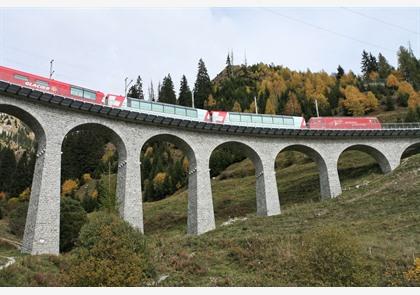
[1,81,420,255]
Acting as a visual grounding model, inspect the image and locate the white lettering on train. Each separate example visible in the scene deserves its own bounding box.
[24,81,52,92]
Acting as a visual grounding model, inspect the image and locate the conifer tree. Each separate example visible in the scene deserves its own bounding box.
[378,53,393,79]
[127,75,144,99]
[193,59,212,109]
[0,147,16,193]
[158,74,176,104]
[178,75,192,107]
[336,65,344,80]
[361,50,370,79]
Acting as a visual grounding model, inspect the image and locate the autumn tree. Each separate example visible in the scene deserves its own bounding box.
[284,93,302,115]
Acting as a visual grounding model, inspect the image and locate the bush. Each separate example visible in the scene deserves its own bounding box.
[60,197,87,252]
[295,227,376,286]
[61,212,155,286]
[404,258,420,286]
[8,201,28,238]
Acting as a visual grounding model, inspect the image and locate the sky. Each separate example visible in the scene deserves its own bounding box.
[0,7,419,97]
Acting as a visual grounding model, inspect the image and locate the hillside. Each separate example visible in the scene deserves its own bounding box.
[1,150,419,286]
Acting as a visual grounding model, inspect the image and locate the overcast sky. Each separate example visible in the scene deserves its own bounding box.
[0,7,419,97]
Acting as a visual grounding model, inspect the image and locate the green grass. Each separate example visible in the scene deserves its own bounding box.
[1,151,419,286]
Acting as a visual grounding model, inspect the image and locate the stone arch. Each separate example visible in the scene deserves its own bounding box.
[338,144,392,174]
[140,133,204,234]
[0,103,46,146]
[276,144,338,199]
[0,104,49,254]
[400,141,420,160]
[209,141,271,217]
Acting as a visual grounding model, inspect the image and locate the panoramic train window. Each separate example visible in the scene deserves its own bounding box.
[83,90,96,100]
[152,103,164,113]
[175,107,186,116]
[70,87,84,97]
[130,99,140,108]
[186,109,197,117]
[241,114,252,123]
[14,74,28,81]
[140,101,152,111]
[36,80,49,87]
[284,118,294,125]
[230,114,240,122]
[164,105,175,114]
[273,117,283,125]
[262,116,273,124]
[252,115,262,123]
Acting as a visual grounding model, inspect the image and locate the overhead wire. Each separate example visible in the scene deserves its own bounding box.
[340,7,420,36]
[260,7,395,53]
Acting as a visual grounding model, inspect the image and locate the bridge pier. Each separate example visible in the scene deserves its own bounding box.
[116,146,143,232]
[256,159,281,216]
[187,159,216,235]
[22,140,61,255]
[319,158,342,199]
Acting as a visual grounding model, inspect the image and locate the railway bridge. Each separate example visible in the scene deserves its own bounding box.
[1,81,420,255]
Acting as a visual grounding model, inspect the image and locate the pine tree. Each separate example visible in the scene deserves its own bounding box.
[361,50,370,79]
[398,45,420,90]
[368,53,379,73]
[336,65,344,80]
[0,147,17,193]
[178,75,192,107]
[193,59,212,109]
[158,74,176,104]
[127,75,144,99]
[378,53,393,79]
[226,53,232,76]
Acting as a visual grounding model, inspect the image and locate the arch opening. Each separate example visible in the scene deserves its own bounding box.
[141,134,195,235]
[275,145,325,205]
[209,141,262,224]
[59,123,125,252]
[337,145,387,192]
[400,142,420,161]
[0,104,44,248]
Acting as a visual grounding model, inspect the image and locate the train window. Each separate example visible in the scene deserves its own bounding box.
[284,118,294,125]
[14,74,28,81]
[187,109,197,118]
[71,87,84,97]
[175,107,186,116]
[36,80,49,87]
[130,100,140,109]
[83,90,96,100]
[241,115,252,123]
[152,103,164,113]
[164,105,175,114]
[230,114,240,122]
[252,115,262,123]
[140,101,152,111]
[262,116,273,124]
[273,117,283,125]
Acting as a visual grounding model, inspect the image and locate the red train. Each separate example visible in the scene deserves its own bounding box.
[0,65,383,130]
[0,65,125,108]
[308,117,382,129]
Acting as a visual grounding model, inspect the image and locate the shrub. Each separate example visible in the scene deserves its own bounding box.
[8,201,28,238]
[404,258,420,286]
[295,227,375,286]
[60,197,87,252]
[61,212,155,286]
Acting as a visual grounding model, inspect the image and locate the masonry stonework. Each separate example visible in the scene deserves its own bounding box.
[1,94,420,255]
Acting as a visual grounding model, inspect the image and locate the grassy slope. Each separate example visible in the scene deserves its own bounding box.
[1,151,419,286]
[142,151,419,286]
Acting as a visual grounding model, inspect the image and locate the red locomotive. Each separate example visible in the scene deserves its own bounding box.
[308,117,382,129]
[0,65,125,107]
